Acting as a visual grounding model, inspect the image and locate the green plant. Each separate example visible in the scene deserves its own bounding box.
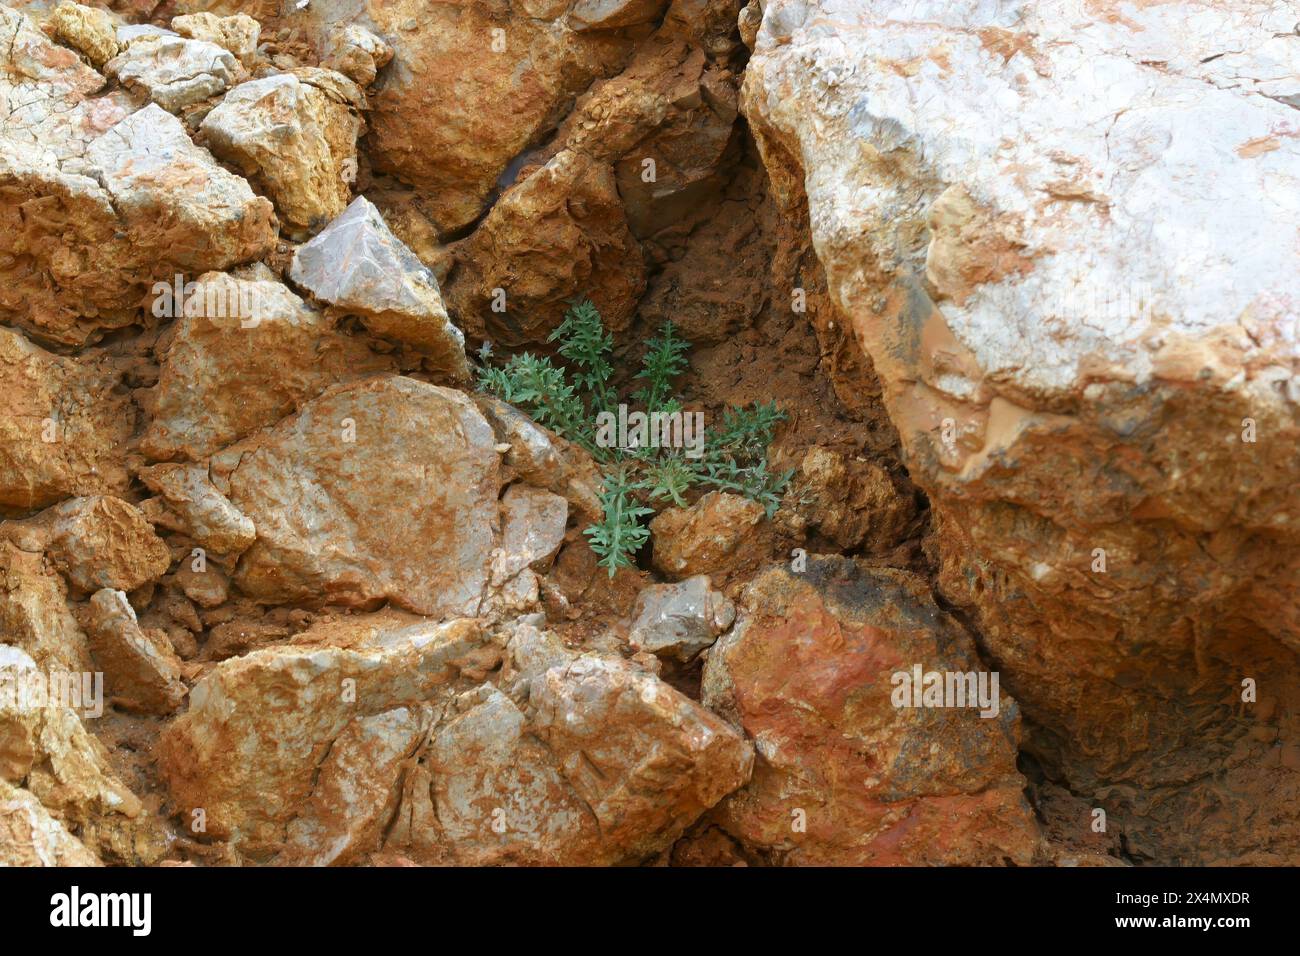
[478,299,792,575]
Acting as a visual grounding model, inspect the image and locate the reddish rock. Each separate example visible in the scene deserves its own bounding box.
[701,557,1042,865]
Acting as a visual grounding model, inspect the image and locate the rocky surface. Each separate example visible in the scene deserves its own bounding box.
[742,0,1300,863]
[0,0,1293,870]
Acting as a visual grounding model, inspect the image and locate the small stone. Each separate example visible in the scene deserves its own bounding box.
[626,574,733,662]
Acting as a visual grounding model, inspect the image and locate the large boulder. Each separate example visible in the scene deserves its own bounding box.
[742,0,1300,863]
[702,557,1042,865]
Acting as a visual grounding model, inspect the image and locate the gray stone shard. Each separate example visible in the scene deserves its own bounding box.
[290,197,469,379]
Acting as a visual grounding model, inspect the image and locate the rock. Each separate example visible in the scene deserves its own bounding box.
[200,72,364,239]
[293,0,633,233]
[542,33,743,228]
[0,779,102,866]
[0,543,92,674]
[116,24,178,45]
[421,684,598,865]
[0,327,134,510]
[157,614,488,854]
[105,34,239,113]
[140,271,395,461]
[568,0,668,32]
[789,446,915,552]
[529,653,753,857]
[83,588,187,715]
[1,497,171,594]
[277,705,431,866]
[402,625,753,865]
[446,149,645,347]
[0,61,277,346]
[320,23,392,87]
[136,463,256,557]
[290,197,469,377]
[473,395,606,522]
[490,484,568,585]
[650,491,766,580]
[174,564,229,608]
[47,1,120,68]
[171,12,260,68]
[217,377,500,617]
[701,557,1042,865]
[743,0,1300,863]
[626,574,733,662]
[0,645,143,833]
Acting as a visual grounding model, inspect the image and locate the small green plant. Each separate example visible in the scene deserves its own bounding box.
[478,299,791,575]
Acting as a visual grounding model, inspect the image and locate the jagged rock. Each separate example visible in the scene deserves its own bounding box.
[47,1,120,68]
[291,0,633,233]
[290,197,468,376]
[702,557,1042,865]
[650,491,766,579]
[397,624,753,865]
[788,446,916,552]
[0,34,277,347]
[140,271,395,461]
[201,71,363,238]
[473,395,605,522]
[157,613,488,854]
[105,33,239,113]
[0,779,102,866]
[0,496,170,594]
[0,645,143,834]
[568,0,668,32]
[529,653,753,856]
[420,683,598,865]
[215,377,500,616]
[83,589,187,715]
[0,542,92,674]
[137,463,256,557]
[278,705,431,866]
[0,327,134,511]
[447,149,645,346]
[743,0,1300,863]
[171,12,260,68]
[554,36,742,240]
[626,574,733,662]
[320,23,392,87]
[490,484,568,585]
